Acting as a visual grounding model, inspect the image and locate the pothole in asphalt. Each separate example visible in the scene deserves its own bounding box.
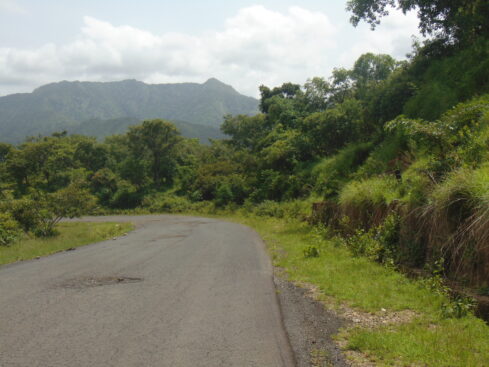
[58,276,143,289]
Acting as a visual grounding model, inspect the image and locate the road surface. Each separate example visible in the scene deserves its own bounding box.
[0,215,296,367]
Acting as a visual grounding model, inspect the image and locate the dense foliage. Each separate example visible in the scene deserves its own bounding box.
[347,0,489,44]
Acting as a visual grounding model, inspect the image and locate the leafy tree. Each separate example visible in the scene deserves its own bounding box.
[351,53,397,87]
[0,143,13,196]
[73,137,108,173]
[90,168,119,206]
[302,98,364,155]
[330,68,355,104]
[346,0,489,44]
[259,83,302,113]
[221,114,269,151]
[127,119,182,188]
[3,183,96,237]
[302,77,332,112]
[36,182,97,236]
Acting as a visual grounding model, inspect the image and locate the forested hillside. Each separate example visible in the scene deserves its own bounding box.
[0,78,257,143]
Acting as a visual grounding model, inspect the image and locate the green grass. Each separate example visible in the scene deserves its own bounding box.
[348,317,489,367]
[236,215,489,367]
[339,175,401,209]
[0,222,133,266]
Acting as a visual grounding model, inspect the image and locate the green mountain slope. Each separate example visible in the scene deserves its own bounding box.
[0,78,258,143]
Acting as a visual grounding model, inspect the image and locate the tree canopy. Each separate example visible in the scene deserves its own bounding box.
[346,0,489,43]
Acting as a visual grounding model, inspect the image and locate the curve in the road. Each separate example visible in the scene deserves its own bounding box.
[0,215,296,367]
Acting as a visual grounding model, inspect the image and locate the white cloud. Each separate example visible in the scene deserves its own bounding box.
[0,5,420,97]
[338,8,422,68]
[0,0,26,14]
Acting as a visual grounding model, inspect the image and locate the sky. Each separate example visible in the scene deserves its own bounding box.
[0,0,422,97]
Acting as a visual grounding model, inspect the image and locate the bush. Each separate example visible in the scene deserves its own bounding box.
[0,213,21,246]
[34,184,97,237]
[252,200,285,218]
[6,198,40,232]
[215,183,233,207]
[142,193,193,213]
[339,214,399,265]
[5,183,96,238]
[110,180,142,209]
[343,229,384,261]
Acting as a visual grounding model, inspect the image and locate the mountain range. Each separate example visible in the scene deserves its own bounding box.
[0,78,259,143]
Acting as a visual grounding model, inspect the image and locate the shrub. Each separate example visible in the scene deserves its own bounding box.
[280,200,313,220]
[142,193,193,213]
[338,214,399,265]
[34,184,97,237]
[0,212,21,246]
[6,198,40,232]
[110,180,142,209]
[252,200,285,218]
[215,183,233,207]
[343,229,384,261]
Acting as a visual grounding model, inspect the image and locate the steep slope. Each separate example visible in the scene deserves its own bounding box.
[0,78,258,143]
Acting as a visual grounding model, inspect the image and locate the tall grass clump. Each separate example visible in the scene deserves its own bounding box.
[311,142,372,197]
[399,158,435,206]
[426,164,489,285]
[338,175,401,229]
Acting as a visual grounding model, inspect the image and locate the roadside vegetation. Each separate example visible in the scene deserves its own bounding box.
[237,212,489,366]
[0,221,133,266]
[1,0,488,364]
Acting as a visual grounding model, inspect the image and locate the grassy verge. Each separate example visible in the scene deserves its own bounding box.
[0,222,133,266]
[236,215,489,367]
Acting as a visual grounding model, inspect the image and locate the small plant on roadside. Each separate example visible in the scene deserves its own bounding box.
[423,258,475,318]
[441,294,476,319]
[303,245,320,258]
[422,258,453,298]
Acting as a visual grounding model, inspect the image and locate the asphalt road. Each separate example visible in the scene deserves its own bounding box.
[0,215,296,367]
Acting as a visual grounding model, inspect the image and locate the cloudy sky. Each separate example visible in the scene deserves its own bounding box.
[0,0,421,97]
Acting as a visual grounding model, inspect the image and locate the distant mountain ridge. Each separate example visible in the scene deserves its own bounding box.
[0,78,258,143]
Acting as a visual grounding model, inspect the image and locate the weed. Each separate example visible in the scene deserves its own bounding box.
[422,258,475,319]
[303,245,320,258]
